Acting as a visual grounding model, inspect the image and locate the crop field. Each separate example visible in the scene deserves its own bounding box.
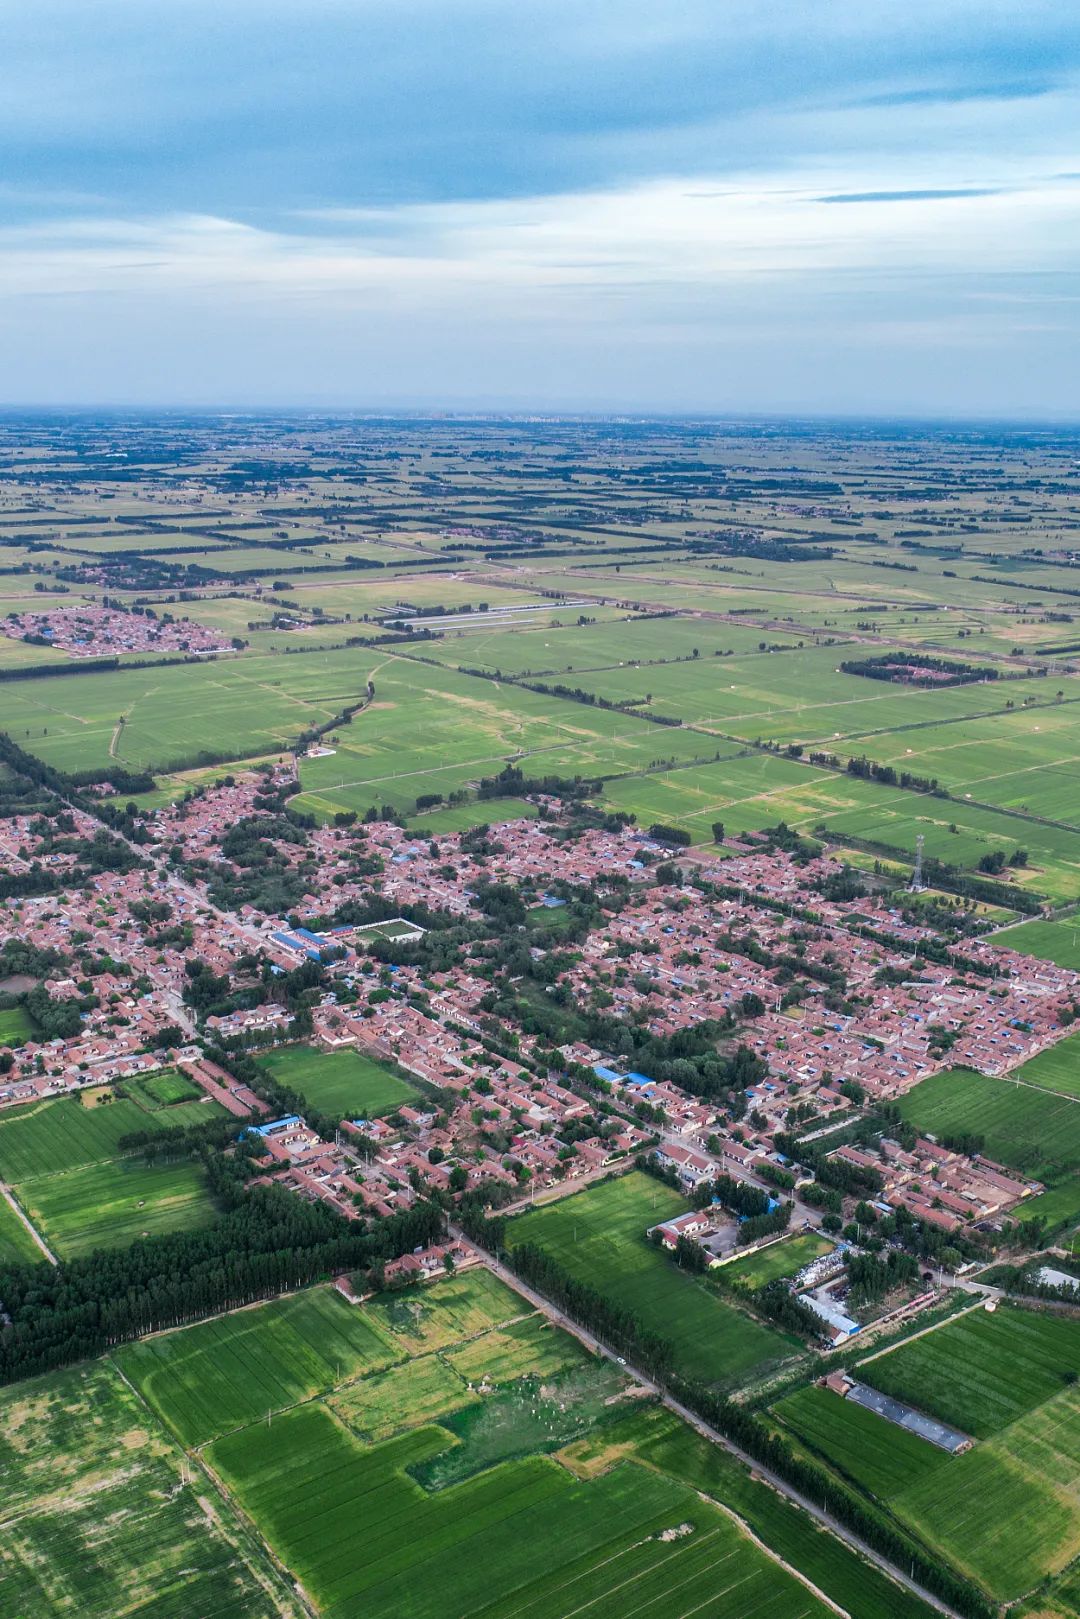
[858,1305,1080,1439]
[421,614,805,678]
[994,916,1080,969]
[290,657,719,823]
[720,1233,834,1290]
[257,1044,418,1117]
[117,1285,401,1448]
[0,647,385,774]
[773,1385,950,1500]
[888,1385,1080,1600]
[897,1067,1080,1177]
[0,1360,296,1619]
[0,1193,43,1264]
[0,1091,220,1181]
[0,1005,34,1045]
[366,1267,525,1353]
[776,1309,1080,1601]
[20,1155,217,1259]
[331,1351,476,1444]
[508,1172,800,1387]
[208,1405,831,1619]
[1015,1034,1080,1099]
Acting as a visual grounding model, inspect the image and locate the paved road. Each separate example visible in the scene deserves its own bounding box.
[454,1228,967,1619]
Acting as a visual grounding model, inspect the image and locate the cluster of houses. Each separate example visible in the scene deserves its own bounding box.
[0,603,230,657]
[0,767,1076,1265]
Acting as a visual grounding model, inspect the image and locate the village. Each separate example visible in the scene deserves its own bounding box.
[0,759,1073,1343]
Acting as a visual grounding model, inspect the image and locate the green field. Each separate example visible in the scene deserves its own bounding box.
[898,1066,1080,1177]
[508,1172,800,1387]
[995,917,1080,969]
[257,1043,418,1117]
[0,1192,44,1264]
[859,1305,1080,1439]
[122,1068,202,1109]
[20,1155,217,1259]
[0,1092,220,1181]
[0,1005,34,1046]
[721,1232,833,1290]
[1014,1034,1080,1099]
[208,1405,831,1619]
[774,1384,950,1500]
[118,1284,402,1448]
[0,1360,296,1619]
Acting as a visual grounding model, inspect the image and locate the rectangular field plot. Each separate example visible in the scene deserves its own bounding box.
[208,1404,833,1619]
[1015,1034,1080,1099]
[897,1067,1080,1177]
[859,1305,1080,1439]
[331,1352,474,1444]
[257,1043,418,1117]
[0,1361,294,1619]
[21,1155,218,1259]
[508,1172,799,1387]
[117,1284,400,1448]
[0,1005,34,1046]
[444,1313,585,1385]
[366,1267,526,1354]
[994,917,1080,970]
[774,1385,950,1501]
[891,1383,1080,1600]
[0,1092,220,1181]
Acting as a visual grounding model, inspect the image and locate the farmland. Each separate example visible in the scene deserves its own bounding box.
[0,1360,297,1619]
[897,1066,1080,1178]
[507,1172,802,1387]
[257,1043,419,1117]
[118,1284,403,1447]
[767,1308,1080,1602]
[0,1088,225,1260]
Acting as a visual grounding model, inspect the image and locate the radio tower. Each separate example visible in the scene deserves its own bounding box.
[910,833,926,893]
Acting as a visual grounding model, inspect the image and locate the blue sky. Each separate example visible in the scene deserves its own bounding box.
[2,0,1079,414]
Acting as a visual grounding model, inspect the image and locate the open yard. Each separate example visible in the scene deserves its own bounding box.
[508,1171,801,1387]
[257,1043,418,1118]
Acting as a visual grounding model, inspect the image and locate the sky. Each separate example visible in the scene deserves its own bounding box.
[2,0,1079,416]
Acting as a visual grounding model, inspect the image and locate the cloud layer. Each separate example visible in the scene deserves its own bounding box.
[2,0,1079,413]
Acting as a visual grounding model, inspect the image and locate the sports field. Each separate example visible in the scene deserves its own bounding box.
[897,1066,1080,1177]
[507,1171,801,1387]
[257,1043,418,1117]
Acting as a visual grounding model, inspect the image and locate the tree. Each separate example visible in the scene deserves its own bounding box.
[711,821,725,844]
